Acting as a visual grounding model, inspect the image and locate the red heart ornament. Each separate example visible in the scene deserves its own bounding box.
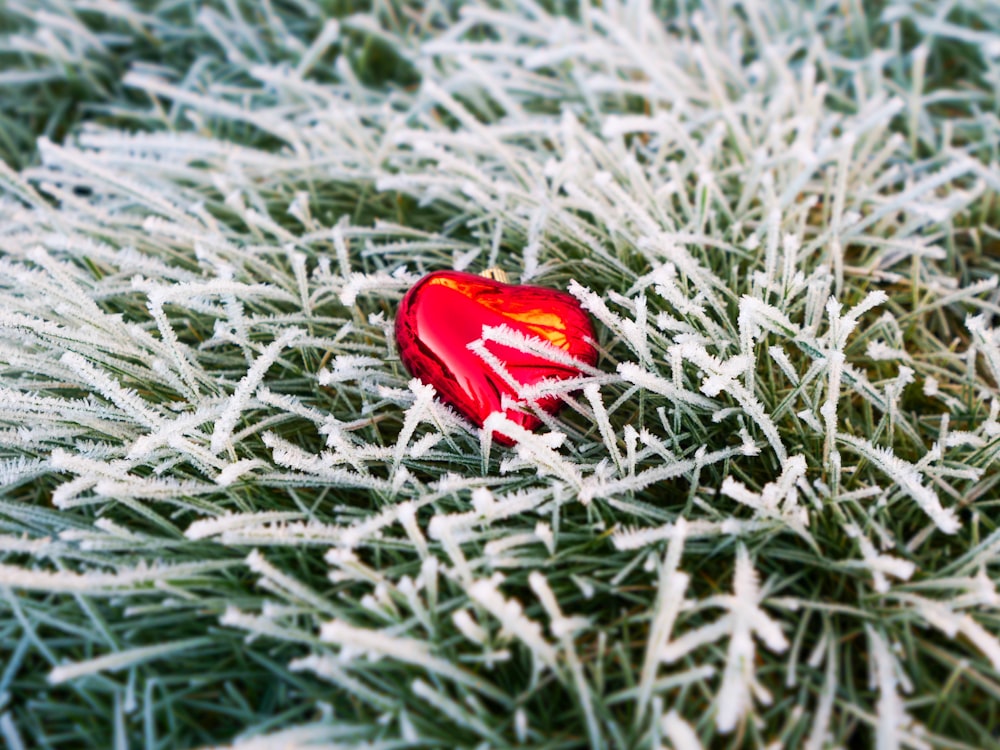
[395,270,597,439]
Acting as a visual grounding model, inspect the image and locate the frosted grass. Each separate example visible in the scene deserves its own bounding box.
[1,0,1000,747]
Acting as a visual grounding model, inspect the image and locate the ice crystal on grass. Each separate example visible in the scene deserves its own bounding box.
[657,545,788,734]
[1,0,1000,747]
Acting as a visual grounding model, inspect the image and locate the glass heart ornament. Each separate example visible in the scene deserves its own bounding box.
[394,269,597,438]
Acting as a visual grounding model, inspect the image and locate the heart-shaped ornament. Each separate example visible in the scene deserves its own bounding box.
[395,270,597,438]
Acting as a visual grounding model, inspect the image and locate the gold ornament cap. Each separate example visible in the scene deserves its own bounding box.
[479,267,509,283]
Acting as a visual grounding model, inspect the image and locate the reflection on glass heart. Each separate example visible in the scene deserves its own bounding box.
[395,270,597,440]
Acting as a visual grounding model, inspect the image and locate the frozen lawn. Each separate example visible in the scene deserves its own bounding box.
[2,1,1000,748]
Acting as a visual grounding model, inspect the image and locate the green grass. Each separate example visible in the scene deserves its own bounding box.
[2,1,1000,748]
